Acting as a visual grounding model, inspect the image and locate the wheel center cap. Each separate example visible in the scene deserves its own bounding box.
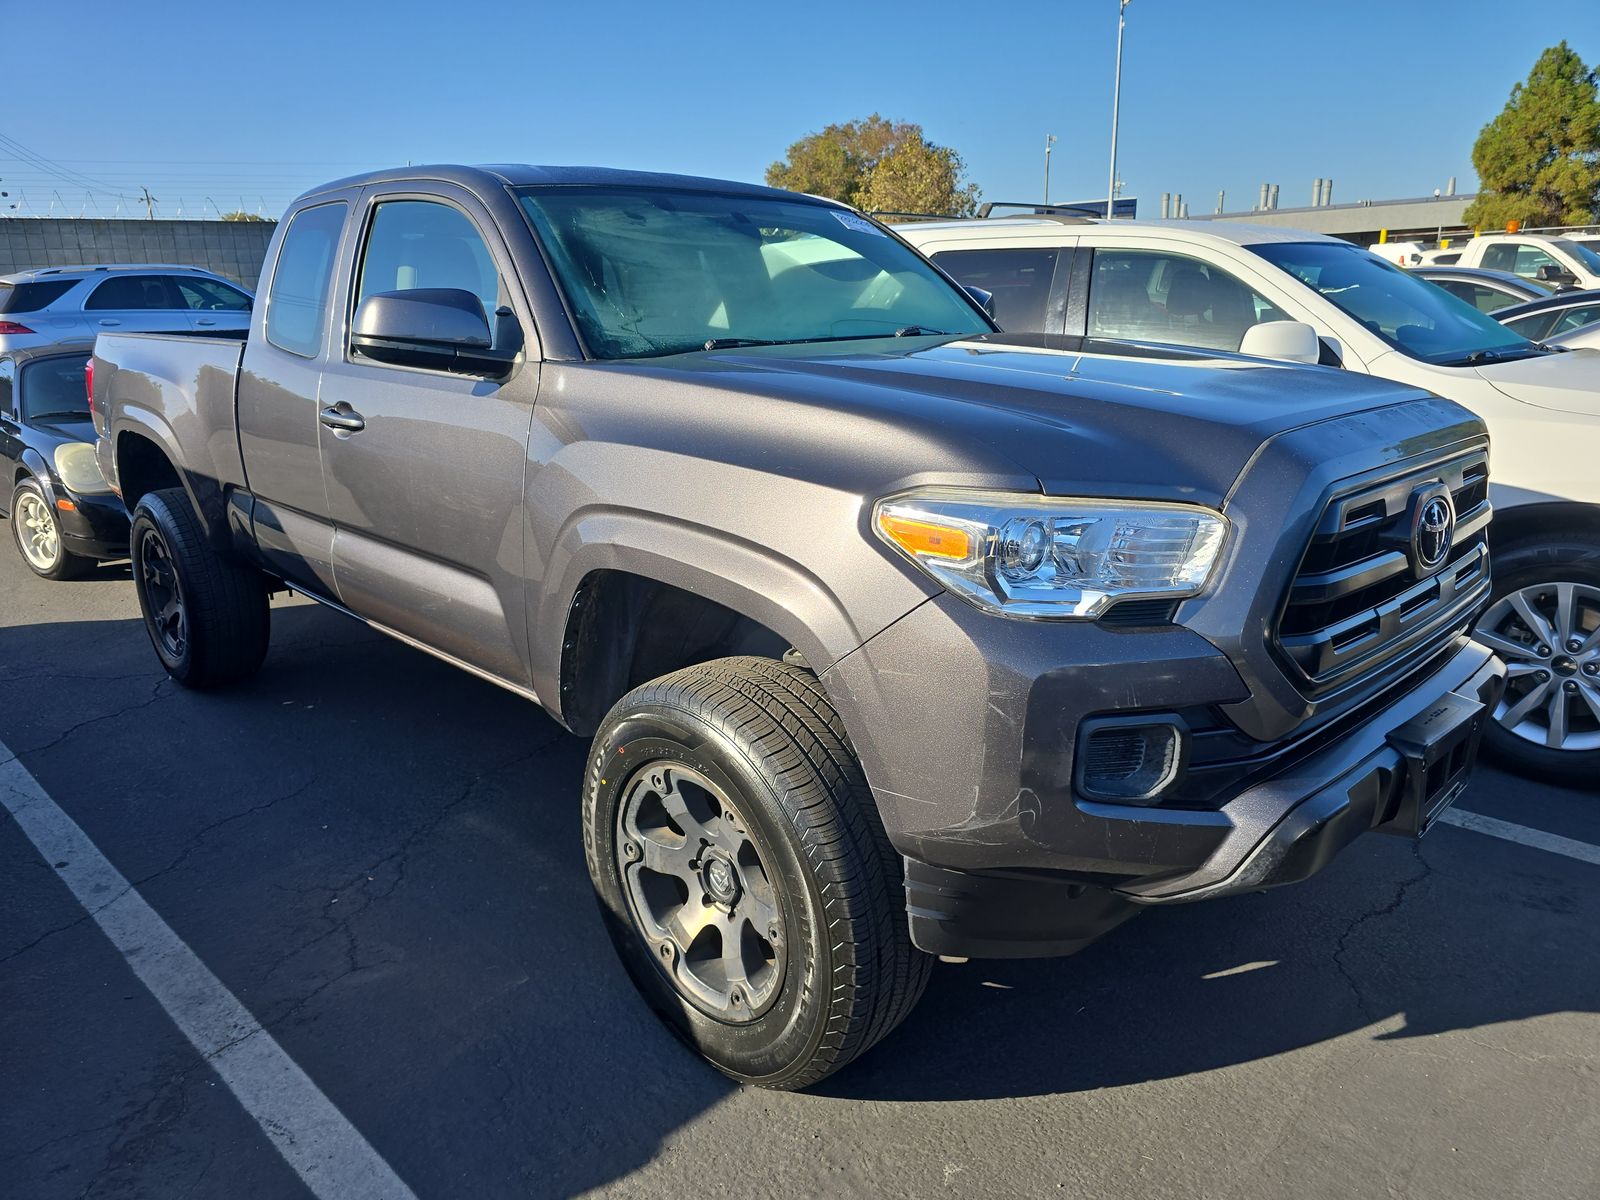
[703,854,740,905]
[1553,656,1578,677]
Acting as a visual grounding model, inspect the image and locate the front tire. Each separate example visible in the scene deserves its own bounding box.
[10,478,91,580]
[129,488,270,688]
[583,656,929,1089]
[1473,530,1600,787]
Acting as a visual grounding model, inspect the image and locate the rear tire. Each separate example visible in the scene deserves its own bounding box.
[129,487,270,688]
[10,478,92,581]
[583,656,929,1090]
[1473,530,1600,788]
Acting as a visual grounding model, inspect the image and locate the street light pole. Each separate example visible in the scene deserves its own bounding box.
[1044,134,1057,205]
[1106,0,1130,220]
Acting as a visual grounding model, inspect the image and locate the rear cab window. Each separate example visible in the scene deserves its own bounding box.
[265,202,349,358]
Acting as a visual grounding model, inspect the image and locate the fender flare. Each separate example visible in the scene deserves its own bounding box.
[532,506,887,713]
[111,408,229,550]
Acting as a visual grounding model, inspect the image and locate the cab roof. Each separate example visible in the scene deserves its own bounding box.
[302,163,837,207]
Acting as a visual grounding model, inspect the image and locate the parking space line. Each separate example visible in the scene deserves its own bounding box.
[0,743,418,1200]
[1441,808,1600,867]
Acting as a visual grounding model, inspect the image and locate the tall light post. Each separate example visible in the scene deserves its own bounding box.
[1043,134,1057,205]
[1106,0,1130,219]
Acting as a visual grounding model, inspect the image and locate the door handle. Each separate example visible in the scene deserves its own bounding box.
[98,319,121,326]
[319,405,366,433]
[196,317,217,326]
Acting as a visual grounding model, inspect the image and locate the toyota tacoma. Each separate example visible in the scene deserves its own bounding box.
[92,165,1503,1089]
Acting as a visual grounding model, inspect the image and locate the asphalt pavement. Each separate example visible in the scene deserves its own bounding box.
[2,547,1596,1200]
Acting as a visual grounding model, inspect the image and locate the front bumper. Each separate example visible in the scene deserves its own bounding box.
[46,478,130,560]
[824,593,1502,958]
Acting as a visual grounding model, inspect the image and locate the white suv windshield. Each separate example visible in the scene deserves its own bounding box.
[517,187,991,360]
[1251,242,1545,367]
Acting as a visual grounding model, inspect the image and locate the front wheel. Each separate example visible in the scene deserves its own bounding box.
[129,488,270,688]
[10,478,91,580]
[583,656,929,1090]
[1473,531,1600,787]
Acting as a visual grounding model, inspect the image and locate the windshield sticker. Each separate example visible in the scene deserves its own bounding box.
[832,211,887,238]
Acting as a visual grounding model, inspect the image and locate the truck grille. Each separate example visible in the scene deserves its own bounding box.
[1276,451,1491,695]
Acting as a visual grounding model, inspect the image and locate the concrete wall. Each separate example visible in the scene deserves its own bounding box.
[0,218,278,288]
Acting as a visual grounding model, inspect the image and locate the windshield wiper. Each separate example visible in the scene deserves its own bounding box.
[1442,346,1549,367]
[894,325,948,336]
[702,337,788,350]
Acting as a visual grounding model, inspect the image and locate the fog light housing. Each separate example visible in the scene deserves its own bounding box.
[1075,716,1188,805]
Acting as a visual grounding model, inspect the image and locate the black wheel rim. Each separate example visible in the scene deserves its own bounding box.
[139,527,187,660]
[616,762,786,1024]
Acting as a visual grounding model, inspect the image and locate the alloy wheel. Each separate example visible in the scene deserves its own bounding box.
[616,762,785,1024]
[139,527,188,660]
[1476,582,1600,752]
[15,490,60,571]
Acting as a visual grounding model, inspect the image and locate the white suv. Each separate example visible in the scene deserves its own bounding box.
[900,214,1600,781]
[0,264,253,353]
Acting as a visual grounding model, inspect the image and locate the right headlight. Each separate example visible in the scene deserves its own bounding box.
[873,490,1228,619]
[53,442,112,495]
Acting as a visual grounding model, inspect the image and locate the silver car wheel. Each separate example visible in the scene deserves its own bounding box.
[15,489,61,571]
[1476,582,1600,753]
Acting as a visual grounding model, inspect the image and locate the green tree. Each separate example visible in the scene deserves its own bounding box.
[220,210,268,222]
[766,114,980,218]
[1464,42,1600,230]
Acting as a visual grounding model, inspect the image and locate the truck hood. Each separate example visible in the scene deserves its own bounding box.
[1473,346,1600,416]
[667,336,1453,505]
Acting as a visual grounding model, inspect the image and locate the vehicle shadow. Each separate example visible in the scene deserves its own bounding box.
[1,597,1594,1191]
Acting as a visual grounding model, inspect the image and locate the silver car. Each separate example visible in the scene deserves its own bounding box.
[0,264,252,353]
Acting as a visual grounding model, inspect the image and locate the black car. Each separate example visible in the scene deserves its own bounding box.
[1411,266,1552,314]
[1,342,130,578]
[1492,288,1600,342]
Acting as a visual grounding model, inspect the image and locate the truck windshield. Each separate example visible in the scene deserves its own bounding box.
[1554,238,1600,275]
[20,355,91,421]
[1250,242,1545,367]
[516,187,991,360]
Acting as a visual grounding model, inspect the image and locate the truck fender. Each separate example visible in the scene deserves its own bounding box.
[110,408,230,552]
[533,507,886,721]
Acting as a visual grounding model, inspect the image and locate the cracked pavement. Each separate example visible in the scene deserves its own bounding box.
[1,553,1598,1199]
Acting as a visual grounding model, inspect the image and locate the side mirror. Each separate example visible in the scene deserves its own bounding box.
[962,284,997,318]
[1535,264,1579,288]
[1238,320,1323,366]
[350,288,514,376]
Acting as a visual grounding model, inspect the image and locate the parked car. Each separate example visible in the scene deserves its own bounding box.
[94,165,1502,1088]
[1417,247,1463,266]
[1545,321,1600,351]
[1446,233,1600,291]
[900,214,1599,781]
[1493,288,1600,342]
[1,342,127,578]
[0,264,253,354]
[1411,266,1552,314]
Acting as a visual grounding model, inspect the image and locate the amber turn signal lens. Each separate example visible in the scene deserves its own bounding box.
[55,498,77,512]
[877,513,972,560]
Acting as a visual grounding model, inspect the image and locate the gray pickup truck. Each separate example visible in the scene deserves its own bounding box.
[93,165,1504,1089]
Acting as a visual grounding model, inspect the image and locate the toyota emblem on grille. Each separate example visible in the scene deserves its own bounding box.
[1411,488,1455,575]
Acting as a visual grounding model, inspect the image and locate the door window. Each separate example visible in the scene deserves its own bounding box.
[0,359,13,417]
[1087,249,1288,352]
[353,199,511,359]
[176,277,252,311]
[1434,279,1520,314]
[264,201,348,358]
[931,248,1060,333]
[84,275,183,310]
[1552,303,1600,334]
[1482,241,1561,281]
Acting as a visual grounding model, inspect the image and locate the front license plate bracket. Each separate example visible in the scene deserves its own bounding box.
[1380,690,1486,837]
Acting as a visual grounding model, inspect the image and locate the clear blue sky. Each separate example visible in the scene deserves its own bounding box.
[5,0,1593,219]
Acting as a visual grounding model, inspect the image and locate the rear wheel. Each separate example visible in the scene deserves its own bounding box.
[583,656,929,1089]
[1473,531,1600,787]
[10,478,91,580]
[129,488,270,688]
